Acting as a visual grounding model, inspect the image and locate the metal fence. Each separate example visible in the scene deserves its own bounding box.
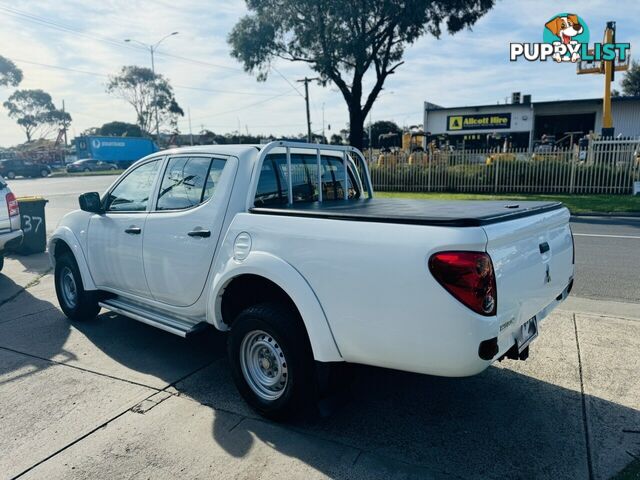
[366,137,640,194]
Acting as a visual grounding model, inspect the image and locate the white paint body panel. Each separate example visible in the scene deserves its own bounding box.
[50,144,574,375]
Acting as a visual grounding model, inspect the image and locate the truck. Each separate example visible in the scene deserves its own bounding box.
[0,176,22,271]
[49,142,574,419]
[74,136,158,169]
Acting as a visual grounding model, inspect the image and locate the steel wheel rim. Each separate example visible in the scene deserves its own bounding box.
[60,266,78,309]
[240,330,288,401]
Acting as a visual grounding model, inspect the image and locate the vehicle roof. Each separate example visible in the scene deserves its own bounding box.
[157,145,261,157]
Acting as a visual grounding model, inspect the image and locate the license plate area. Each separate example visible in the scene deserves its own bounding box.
[516,316,538,353]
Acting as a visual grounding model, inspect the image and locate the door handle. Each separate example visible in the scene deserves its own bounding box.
[539,242,550,254]
[125,226,142,235]
[188,229,211,238]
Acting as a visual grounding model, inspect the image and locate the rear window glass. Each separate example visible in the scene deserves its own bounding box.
[254,154,360,206]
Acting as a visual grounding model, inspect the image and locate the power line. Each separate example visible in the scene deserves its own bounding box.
[11,59,296,97]
[0,5,245,74]
[179,88,296,123]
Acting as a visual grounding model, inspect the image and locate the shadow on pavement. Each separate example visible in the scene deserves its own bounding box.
[207,360,640,479]
[0,281,73,385]
[5,252,51,276]
[2,295,638,479]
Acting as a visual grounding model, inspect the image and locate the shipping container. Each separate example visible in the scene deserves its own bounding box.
[74,136,158,168]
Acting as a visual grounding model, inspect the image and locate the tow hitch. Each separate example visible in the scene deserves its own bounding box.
[499,344,529,361]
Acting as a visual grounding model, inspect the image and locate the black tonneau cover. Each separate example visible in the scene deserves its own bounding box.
[250,199,564,227]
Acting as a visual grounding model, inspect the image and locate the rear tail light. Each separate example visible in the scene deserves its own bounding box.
[429,251,497,316]
[5,192,19,217]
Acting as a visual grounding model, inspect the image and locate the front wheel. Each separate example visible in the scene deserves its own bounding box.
[54,252,100,321]
[228,303,315,420]
[40,169,49,177]
[6,171,16,180]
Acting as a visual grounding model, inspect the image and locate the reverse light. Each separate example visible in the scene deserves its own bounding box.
[5,192,19,217]
[429,251,497,316]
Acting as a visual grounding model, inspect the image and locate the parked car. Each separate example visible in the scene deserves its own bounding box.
[49,142,574,419]
[0,159,51,179]
[0,176,23,271]
[66,159,118,173]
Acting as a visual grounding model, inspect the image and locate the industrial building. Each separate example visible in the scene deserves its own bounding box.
[423,93,640,150]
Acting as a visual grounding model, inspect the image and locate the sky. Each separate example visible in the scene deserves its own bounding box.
[0,0,638,147]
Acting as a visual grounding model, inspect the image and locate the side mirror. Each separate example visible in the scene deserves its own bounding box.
[79,192,103,214]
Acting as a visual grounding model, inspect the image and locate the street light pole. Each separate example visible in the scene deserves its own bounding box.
[124,32,178,141]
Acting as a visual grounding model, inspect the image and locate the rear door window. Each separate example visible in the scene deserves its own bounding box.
[254,154,359,206]
[156,156,226,211]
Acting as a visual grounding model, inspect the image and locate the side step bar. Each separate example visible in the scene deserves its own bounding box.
[99,298,207,338]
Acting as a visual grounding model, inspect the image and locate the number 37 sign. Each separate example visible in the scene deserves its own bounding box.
[22,214,43,234]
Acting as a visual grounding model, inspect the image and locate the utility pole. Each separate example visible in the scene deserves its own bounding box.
[322,103,325,142]
[61,99,68,146]
[297,77,319,142]
[188,107,194,145]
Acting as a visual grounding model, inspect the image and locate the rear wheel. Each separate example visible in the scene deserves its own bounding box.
[54,252,100,321]
[6,171,16,180]
[40,169,49,177]
[228,302,315,420]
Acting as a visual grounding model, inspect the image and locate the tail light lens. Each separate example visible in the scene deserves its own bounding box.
[429,251,497,316]
[6,192,19,217]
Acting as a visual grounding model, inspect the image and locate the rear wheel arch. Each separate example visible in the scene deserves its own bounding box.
[215,270,342,363]
[220,274,307,329]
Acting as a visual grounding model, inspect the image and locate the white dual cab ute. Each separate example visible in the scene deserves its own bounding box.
[50,142,574,419]
[0,176,22,272]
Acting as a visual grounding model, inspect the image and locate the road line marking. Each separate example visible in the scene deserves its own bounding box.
[573,233,640,239]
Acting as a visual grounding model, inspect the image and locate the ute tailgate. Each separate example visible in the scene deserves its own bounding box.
[483,205,573,348]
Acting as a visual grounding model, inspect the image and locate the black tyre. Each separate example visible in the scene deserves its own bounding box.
[0,254,4,272]
[83,168,91,173]
[54,252,100,321]
[6,171,16,180]
[228,302,315,420]
[40,169,49,177]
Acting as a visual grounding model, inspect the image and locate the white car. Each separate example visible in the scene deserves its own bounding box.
[49,142,574,419]
[0,176,22,271]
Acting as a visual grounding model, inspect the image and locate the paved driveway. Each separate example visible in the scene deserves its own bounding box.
[0,254,639,479]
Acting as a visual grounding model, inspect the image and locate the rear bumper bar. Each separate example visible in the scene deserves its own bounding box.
[480,277,574,362]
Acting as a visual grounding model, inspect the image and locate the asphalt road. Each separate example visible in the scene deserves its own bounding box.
[7,175,640,303]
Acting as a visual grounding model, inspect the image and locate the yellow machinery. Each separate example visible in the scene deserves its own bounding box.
[377,129,426,166]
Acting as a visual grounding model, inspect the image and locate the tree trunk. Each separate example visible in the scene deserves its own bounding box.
[348,106,365,151]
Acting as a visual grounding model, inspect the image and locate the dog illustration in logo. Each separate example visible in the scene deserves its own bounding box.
[545,14,584,62]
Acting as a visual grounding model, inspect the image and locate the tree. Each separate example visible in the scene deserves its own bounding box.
[329,133,344,145]
[106,66,184,135]
[620,61,640,97]
[3,89,71,142]
[0,55,23,87]
[228,0,494,149]
[99,121,143,137]
[368,120,402,148]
